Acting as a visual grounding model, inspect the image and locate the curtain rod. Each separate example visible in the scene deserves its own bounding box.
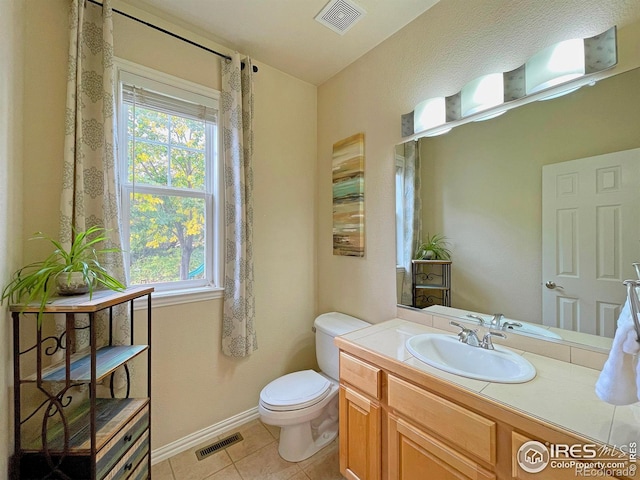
[86,0,258,72]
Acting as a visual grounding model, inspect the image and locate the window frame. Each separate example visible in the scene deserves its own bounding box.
[115,58,223,306]
[395,153,406,269]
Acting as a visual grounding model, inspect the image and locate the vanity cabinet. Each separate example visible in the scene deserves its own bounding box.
[11,287,153,480]
[411,260,451,308]
[337,346,636,480]
[339,352,496,480]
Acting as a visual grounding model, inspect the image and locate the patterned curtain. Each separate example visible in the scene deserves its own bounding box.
[221,53,257,357]
[58,0,128,353]
[400,141,422,306]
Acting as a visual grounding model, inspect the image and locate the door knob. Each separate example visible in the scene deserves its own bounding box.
[545,280,564,290]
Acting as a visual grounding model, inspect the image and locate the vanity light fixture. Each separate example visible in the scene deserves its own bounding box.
[413,97,447,132]
[402,26,617,138]
[460,73,504,117]
[525,38,585,95]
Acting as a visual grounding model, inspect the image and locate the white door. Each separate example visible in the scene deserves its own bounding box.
[542,148,640,337]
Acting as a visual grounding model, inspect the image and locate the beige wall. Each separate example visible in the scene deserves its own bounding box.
[419,68,640,324]
[21,0,317,450]
[0,0,24,475]
[317,0,640,324]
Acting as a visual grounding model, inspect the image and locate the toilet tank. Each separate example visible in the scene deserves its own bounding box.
[314,312,370,381]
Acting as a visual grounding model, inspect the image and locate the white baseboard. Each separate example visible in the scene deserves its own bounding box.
[151,406,260,465]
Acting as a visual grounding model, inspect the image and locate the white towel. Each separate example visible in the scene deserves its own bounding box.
[595,299,640,405]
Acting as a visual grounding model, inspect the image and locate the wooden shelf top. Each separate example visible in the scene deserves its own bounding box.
[10,286,154,313]
[414,285,449,290]
[411,260,452,265]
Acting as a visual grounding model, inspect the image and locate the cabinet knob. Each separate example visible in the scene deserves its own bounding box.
[124,462,133,471]
[124,434,133,442]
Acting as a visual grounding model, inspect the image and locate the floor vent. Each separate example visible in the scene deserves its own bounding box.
[195,432,244,461]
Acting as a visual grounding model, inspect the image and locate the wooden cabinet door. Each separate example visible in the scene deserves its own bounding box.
[388,415,495,480]
[339,385,381,480]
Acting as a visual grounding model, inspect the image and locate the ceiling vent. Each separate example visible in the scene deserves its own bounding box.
[315,0,366,35]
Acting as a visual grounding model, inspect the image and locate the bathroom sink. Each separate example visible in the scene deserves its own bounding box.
[406,334,536,383]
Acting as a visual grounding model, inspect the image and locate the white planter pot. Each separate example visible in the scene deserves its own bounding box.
[56,272,90,295]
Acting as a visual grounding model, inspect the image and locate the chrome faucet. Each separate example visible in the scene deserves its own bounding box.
[489,313,505,328]
[450,321,480,347]
[486,313,522,329]
[468,312,523,331]
[480,331,506,350]
[451,321,507,350]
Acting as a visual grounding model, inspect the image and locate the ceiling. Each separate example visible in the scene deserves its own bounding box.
[119,0,440,85]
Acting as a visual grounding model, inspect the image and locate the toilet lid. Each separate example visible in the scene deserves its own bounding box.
[260,370,332,411]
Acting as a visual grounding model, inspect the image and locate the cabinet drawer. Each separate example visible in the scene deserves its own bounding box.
[128,455,149,480]
[340,352,381,399]
[102,429,149,480]
[512,432,621,480]
[97,405,149,479]
[389,416,495,480]
[387,375,496,465]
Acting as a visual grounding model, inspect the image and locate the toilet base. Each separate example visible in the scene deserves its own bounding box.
[278,421,338,462]
[260,387,340,462]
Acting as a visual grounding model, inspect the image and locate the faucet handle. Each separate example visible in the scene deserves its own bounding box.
[450,320,476,334]
[450,321,479,346]
[481,331,506,350]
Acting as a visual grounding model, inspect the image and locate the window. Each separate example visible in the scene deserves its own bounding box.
[116,61,222,299]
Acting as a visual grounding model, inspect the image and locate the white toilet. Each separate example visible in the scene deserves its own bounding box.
[258,312,370,462]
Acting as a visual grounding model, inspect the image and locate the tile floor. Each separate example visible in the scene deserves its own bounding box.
[151,419,345,480]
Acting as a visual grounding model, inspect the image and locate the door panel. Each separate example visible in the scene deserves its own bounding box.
[542,148,640,336]
[339,386,381,480]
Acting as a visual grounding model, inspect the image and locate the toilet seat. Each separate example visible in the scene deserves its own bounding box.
[260,370,331,411]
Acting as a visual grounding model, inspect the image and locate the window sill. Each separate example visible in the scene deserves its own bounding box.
[133,286,224,310]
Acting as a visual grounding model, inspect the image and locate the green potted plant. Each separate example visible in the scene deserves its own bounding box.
[415,233,452,260]
[1,225,126,325]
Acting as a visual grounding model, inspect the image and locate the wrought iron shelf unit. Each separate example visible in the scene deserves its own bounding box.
[411,260,451,308]
[11,286,153,480]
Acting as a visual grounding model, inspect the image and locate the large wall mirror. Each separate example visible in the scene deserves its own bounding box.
[396,67,640,349]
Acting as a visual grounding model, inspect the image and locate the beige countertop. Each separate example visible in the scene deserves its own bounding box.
[339,318,640,448]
